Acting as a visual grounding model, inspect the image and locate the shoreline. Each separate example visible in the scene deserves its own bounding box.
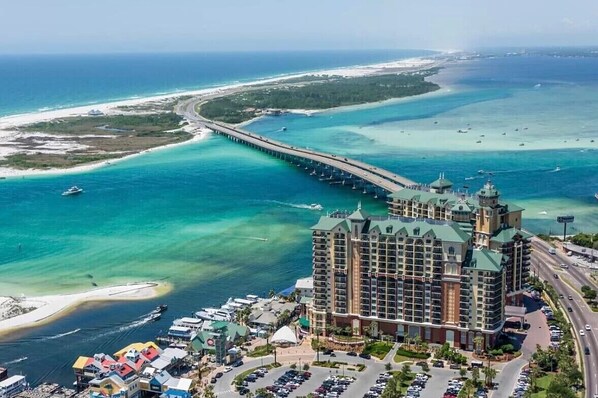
[0,282,170,338]
[0,57,442,178]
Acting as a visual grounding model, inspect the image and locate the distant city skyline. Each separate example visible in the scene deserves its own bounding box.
[1,0,597,53]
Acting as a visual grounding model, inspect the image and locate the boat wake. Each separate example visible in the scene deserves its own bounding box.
[4,356,28,365]
[266,200,324,211]
[46,328,81,340]
[236,236,269,242]
[88,317,153,342]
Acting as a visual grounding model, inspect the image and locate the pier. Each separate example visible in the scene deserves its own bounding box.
[177,97,416,199]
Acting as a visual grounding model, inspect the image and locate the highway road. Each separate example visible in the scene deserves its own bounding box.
[533,238,598,398]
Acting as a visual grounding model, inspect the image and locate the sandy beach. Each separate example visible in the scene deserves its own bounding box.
[0,57,439,178]
[0,282,167,337]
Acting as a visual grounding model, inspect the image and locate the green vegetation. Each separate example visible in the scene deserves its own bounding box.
[247,343,273,357]
[527,279,584,397]
[233,363,281,387]
[2,113,190,169]
[198,71,440,123]
[312,361,348,369]
[23,113,184,135]
[570,232,598,249]
[435,343,468,365]
[362,341,393,360]
[0,152,119,170]
[381,365,417,398]
[581,285,598,311]
[394,347,430,361]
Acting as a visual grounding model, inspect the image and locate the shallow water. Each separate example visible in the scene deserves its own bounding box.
[0,54,597,385]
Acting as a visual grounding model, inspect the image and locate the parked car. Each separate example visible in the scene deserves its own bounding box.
[434,360,445,368]
[553,274,559,279]
[347,351,357,356]
[215,372,223,378]
[359,352,372,359]
[210,377,217,384]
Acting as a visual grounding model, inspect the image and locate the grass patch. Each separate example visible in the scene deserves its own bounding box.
[394,354,417,363]
[312,361,348,369]
[530,373,556,398]
[247,344,273,358]
[394,348,430,360]
[362,341,393,360]
[3,113,192,169]
[232,362,281,386]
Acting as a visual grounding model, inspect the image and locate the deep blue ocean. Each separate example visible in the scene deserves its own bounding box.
[0,50,433,116]
[0,51,596,386]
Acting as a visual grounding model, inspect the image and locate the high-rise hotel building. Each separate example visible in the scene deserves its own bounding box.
[308,175,530,349]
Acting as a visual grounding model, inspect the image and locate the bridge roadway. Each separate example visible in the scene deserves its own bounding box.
[176,97,416,194]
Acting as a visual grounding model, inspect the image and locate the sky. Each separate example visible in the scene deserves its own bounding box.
[1,0,597,53]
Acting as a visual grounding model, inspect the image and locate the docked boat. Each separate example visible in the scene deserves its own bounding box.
[62,186,83,196]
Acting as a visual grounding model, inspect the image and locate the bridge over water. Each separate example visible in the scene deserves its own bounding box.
[177,98,416,199]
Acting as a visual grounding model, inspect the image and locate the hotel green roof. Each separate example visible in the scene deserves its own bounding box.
[389,188,477,210]
[490,228,533,243]
[312,212,472,243]
[430,176,453,189]
[467,248,504,273]
[311,217,349,231]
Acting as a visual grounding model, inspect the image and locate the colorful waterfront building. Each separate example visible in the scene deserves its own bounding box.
[72,342,187,392]
[307,205,508,349]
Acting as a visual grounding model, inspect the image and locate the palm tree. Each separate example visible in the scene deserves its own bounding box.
[473,335,484,355]
[268,289,276,298]
[463,379,476,398]
[482,366,497,387]
[413,335,422,351]
[404,335,412,351]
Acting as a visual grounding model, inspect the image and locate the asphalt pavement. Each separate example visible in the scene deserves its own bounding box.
[532,237,598,398]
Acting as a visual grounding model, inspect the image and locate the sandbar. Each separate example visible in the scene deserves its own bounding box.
[0,282,168,337]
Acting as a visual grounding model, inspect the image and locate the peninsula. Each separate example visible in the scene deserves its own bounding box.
[0,57,442,176]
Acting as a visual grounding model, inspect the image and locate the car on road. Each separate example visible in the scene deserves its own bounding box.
[559,294,564,299]
[568,295,573,300]
[553,274,559,279]
[567,307,573,312]
[214,372,223,378]
[323,349,334,355]
[585,347,590,355]
[433,360,445,368]
[560,263,569,269]
[586,324,592,331]
[580,329,585,336]
[223,366,233,373]
[210,377,217,384]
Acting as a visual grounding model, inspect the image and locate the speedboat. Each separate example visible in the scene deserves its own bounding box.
[595,192,598,201]
[145,313,161,322]
[309,203,323,211]
[155,304,168,313]
[477,170,485,174]
[62,186,83,196]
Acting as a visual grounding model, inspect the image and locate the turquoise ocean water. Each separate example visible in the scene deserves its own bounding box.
[0,52,596,385]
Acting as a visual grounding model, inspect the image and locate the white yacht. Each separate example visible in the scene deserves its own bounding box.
[62,186,83,196]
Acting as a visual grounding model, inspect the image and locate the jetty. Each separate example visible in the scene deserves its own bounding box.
[178,98,416,199]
